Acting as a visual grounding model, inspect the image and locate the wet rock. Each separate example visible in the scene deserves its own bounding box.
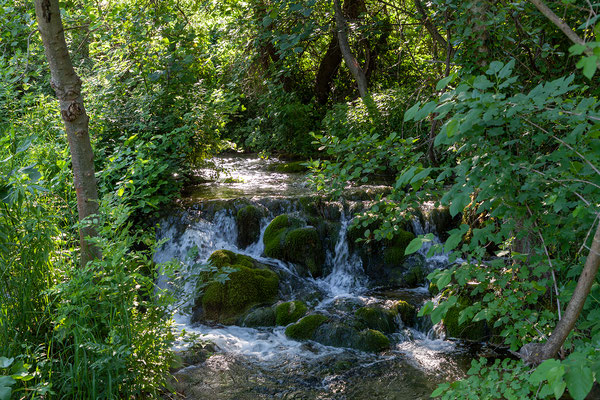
[285,314,328,340]
[426,206,461,241]
[400,263,426,288]
[236,205,265,248]
[312,322,391,353]
[241,306,276,327]
[263,214,325,277]
[354,306,398,334]
[356,329,391,352]
[443,295,488,341]
[275,300,308,326]
[172,341,218,371]
[392,300,417,327]
[193,250,279,325]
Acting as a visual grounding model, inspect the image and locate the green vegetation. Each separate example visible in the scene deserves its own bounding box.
[393,301,417,327]
[236,205,265,248]
[200,251,279,324]
[285,314,329,341]
[275,301,309,326]
[2,0,600,397]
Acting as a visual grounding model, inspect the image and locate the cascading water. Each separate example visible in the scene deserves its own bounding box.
[154,155,478,399]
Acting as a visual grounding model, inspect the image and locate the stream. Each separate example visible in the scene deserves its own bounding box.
[154,155,482,399]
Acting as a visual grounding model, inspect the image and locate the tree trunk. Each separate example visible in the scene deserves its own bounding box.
[520,222,600,365]
[315,36,342,105]
[333,0,370,102]
[34,0,101,267]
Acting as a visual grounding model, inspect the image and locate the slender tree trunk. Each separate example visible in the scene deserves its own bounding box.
[34,0,101,267]
[315,36,342,105]
[333,0,370,102]
[520,222,600,365]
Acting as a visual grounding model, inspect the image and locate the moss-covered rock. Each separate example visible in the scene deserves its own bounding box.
[236,205,264,249]
[354,307,398,334]
[382,229,416,268]
[426,206,460,241]
[442,296,488,341]
[401,265,426,288]
[356,329,390,352]
[197,250,279,325]
[392,300,417,327]
[275,301,308,326]
[263,215,325,277]
[263,214,303,259]
[241,306,276,327]
[285,314,328,340]
[313,322,361,349]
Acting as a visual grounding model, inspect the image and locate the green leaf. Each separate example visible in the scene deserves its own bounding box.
[405,237,424,255]
[0,386,12,400]
[0,358,13,369]
[565,365,593,400]
[403,102,421,121]
[582,56,598,79]
[436,74,455,91]
[445,119,459,138]
[530,359,561,385]
[569,44,587,56]
[444,231,463,252]
[436,269,452,290]
[418,301,434,317]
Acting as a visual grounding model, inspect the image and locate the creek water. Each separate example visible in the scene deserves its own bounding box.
[155,155,480,399]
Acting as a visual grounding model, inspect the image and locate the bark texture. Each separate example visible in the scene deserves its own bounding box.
[520,222,600,365]
[333,0,370,101]
[35,0,101,267]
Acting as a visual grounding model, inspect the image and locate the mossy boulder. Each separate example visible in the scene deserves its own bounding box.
[401,265,426,288]
[442,296,488,341]
[241,306,276,327]
[426,206,461,241]
[236,205,264,248]
[275,301,308,326]
[392,300,417,327]
[196,250,279,324]
[354,307,398,334]
[313,322,362,349]
[356,329,391,352]
[382,229,416,268]
[263,215,325,277]
[285,314,328,340]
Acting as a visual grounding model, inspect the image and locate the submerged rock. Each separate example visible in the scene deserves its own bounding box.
[275,300,308,326]
[263,214,325,277]
[193,250,279,325]
[241,306,276,327]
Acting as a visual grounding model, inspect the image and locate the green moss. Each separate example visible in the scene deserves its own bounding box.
[402,265,426,288]
[283,227,324,277]
[285,314,328,340]
[393,300,416,326]
[236,205,263,249]
[275,301,308,326]
[356,329,390,352]
[428,282,439,296]
[442,296,487,341]
[263,215,324,277]
[383,247,405,267]
[208,250,254,269]
[354,307,397,334]
[201,252,279,324]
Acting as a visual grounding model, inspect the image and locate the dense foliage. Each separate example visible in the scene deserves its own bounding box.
[1,0,599,398]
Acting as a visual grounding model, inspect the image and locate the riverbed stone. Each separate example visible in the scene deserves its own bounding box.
[194,250,279,325]
[236,205,265,248]
[275,301,308,326]
[285,314,328,340]
[241,306,276,327]
[392,300,416,327]
[356,329,391,352]
[263,214,325,277]
[354,306,398,334]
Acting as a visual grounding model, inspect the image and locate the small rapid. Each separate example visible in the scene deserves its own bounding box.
[154,155,475,399]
